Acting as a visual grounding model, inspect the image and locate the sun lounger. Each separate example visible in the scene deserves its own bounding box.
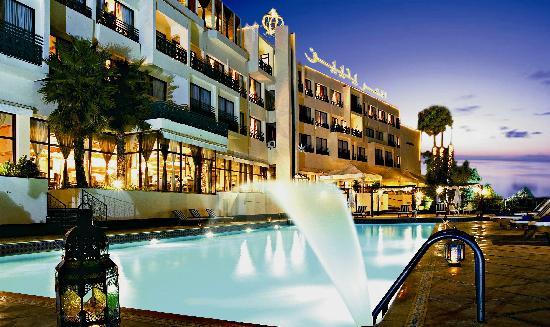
[353,206,369,218]
[435,203,447,217]
[514,199,550,216]
[205,208,233,221]
[189,208,205,219]
[173,209,208,225]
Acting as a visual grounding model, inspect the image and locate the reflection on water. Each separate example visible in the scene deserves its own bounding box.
[0,224,434,327]
[459,159,550,197]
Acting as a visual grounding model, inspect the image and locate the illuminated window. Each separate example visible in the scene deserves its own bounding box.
[0,112,15,164]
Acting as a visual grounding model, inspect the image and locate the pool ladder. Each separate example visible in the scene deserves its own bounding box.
[371,228,486,325]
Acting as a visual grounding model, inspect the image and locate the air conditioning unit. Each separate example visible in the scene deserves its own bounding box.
[267,140,276,149]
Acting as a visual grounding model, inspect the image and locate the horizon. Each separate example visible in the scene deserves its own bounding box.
[226,0,550,160]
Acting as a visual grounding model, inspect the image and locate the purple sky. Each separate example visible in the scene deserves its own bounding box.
[226,0,550,159]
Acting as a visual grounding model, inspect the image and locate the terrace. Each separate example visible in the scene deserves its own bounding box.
[96,8,140,42]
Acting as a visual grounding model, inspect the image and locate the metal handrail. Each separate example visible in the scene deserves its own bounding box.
[47,193,67,209]
[372,228,485,324]
[79,189,108,221]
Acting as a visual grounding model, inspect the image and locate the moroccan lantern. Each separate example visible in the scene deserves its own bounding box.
[55,209,120,326]
[444,239,466,267]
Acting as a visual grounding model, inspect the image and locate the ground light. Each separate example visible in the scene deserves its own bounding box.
[55,211,120,326]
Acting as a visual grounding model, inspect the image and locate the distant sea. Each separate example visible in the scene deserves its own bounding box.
[457,159,550,198]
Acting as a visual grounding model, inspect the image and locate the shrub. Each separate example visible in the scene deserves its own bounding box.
[0,156,40,178]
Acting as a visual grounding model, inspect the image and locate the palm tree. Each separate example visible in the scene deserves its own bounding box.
[417,105,453,147]
[39,37,115,187]
[104,59,153,184]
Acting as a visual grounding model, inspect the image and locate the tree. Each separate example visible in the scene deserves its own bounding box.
[417,105,454,147]
[104,59,154,184]
[450,160,481,185]
[39,37,115,187]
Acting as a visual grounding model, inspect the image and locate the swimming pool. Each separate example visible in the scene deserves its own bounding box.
[0,223,434,327]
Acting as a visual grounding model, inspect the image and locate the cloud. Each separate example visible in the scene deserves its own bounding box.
[459,125,474,132]
[535,112,550,116]
[500,126,509,130]
[454,105,480,114]
[529,70,550,85]
[504,130,530,138]
[529,70,550,80]
[532,131,542,135]
[456,94,475,100]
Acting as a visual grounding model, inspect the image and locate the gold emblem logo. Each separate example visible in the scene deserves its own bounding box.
[262,8,284,36]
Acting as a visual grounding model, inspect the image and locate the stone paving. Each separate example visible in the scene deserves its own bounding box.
[380,221,550,326]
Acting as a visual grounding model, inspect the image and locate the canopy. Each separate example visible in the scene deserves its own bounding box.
[319,164,382,182]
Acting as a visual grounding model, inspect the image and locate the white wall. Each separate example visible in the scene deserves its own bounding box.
[0,176,48,224]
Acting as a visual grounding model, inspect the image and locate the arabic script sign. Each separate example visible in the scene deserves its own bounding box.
[305,48,388,99]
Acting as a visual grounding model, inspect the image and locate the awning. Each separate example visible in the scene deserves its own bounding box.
[216,152,270,168]
[161,129,227,152]
[319,164,382,182]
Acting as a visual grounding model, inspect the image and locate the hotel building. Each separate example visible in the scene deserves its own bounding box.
[0,0,421,221]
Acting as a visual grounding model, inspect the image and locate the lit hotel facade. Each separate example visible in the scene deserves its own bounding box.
[0,0,421,219]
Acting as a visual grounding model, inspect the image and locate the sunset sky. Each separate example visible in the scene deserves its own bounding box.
[227,0,550,160]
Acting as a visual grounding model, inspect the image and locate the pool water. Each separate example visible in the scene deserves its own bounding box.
[0,223,434,327]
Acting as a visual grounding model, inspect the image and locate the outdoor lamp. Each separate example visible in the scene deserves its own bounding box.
[436,186,444,195]
[55,210,120,326]
[444,239,465,267]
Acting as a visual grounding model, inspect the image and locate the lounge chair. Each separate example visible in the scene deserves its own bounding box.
[205,208,233,221]
[173,209,208,225]
[189,208,205,219]
[514,199,550,216]
[448,203,460,216]
[353,206,369,218]
[397,204,412,218]
[435,203,447,217]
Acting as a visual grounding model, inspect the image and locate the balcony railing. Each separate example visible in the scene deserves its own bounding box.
[249,93,264,108]
[315,121,330,129]
[357,154,368,162]
[316,148,329,156]
[305,88,313,97]
[97,10,139,42]
[0,20,43,65]
[258,58,272,75]
[250,130,265,142]
[190,51,241,92]
[218,111,238,133]
[156,31,187,64]
[375,157,385,166]
[148,101,227,137]
[190,98,216,119]
[330,123,350,134]
[338,149,350,159]
[239,87,247,99]
[332,100,344,108]
[316,94,329,103]
[56,0,92,17]
[351,128,363,138]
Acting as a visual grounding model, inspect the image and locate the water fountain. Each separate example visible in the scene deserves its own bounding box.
[257,181,372,326]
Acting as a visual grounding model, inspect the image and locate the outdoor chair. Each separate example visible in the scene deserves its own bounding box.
[205,208,233,221]
[189,209,206,219]
[514,199,550,216]
[397,204,412,218]
[353,206,369,218]
[435,203,447,217]
[173,209,208,225]
[448,203,460,216]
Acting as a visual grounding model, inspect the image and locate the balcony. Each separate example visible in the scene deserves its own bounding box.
[316,94,329,103]
[97,10,139,42]
[330,123,350,134]
[316,148,329,156]
[55,0,92,18]
[305,88,313,97]
[351,128,363,138]
[218,111,238,133]
[190,52,241,93]
[156,31,187,65]
[148,101,227,137]
[258,57,272,75]
[338,149,350,159]
[375,157,385,166]
[0,20,43,65]
[351,103,363,114]
[190,98,216,119]
[250,130,265,142]
[249,93,264,108]
[357,154,368,162]
[315,121,330,129]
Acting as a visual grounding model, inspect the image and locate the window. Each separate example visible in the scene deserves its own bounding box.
[368,105,377,117]
[396,155,401,167]
[100,0,134,26]
[375,149,384,165]
[266,123,276,143]
[0,111,15,164]
[351,94,362,112]
[331,90,342,105]
[366,128,375,138]
[376,131,384,141]
[338,140,349,159]
[250,117,263,140]
[239,111,246,134]
[378,110,386,122]
[315,83,327,98]
[388,134,396,147]
[29,118,48,176]
[218,97,234,116]
[315,110,328,127]
[316,137,328,155]
[305,79,312,90]
[358,147,366,161]
[385,151,393,167]
[190,83,211,106]
[299,134,313,152]
[396,136,400,147]
[249,77,261,97]
[388,113,395,125]
[2,0,35,33]
[299,105,312,124]
[207,55,225,73]
[150,77,167,101]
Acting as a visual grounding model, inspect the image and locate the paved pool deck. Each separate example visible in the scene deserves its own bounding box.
[380,220,550,326]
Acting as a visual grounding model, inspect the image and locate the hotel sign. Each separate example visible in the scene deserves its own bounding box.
[305,48,388,99]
